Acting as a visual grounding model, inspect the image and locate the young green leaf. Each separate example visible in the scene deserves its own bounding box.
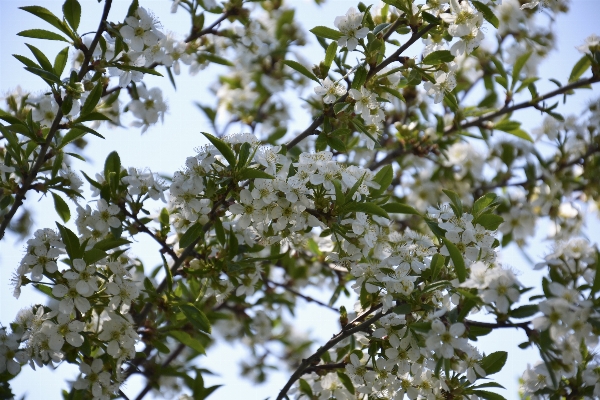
[310,26,343,40]
[381,202,420,215]
[179,223,204,249]
[180,304,212,333]
[324,41,338,67]
[80,81,104,116]
[51,192,70,222]
[63,0,82,31]
[443,238,466,282]
[169,331,205,354]
[201,132,236,167]
[53,46,69,76]
[25,44,53,73]
[18,29,69,42]
[569,55,592,82]
[480,351,508,375]
[371,165,393,196]
[511,52,532,90]
[237,169,274,180]
[282,60,320,83]
[56,222,82,259]
[20,6,73,37]
[472,1,499,28]
[422,50,454,65]
[104,151,121,182]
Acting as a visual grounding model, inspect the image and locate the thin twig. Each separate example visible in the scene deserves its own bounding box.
[266,279,339,312]
[445,76,600,135]
[275,305,392,400]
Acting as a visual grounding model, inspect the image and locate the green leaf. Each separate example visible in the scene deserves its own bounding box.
[161,254,173,292]
[505,128,533,142]
[127,0,139,17]
[24,66,62,85]
[169,331,205,354]
[25,44,53,73]
[56,222,82,259]
[63,0,82,31]
[18,29,69,42]
[54,46,69,76]
[202,52,234,66]
[471,390,507,400]
[332,179,345,205]
[569,55,592,82]
[592,251,600,294]
[472,1,499,28]
[180,304,212,334]
[237,168,274,180]
[180,223,204,249]
[93,238,131,251]
[371,165,393,196]
[336,372,355,395]
[474,213,504,230]
[340,202,390,219]
[80,81,104,116]
[103,151,121,182]
[510,304,539,319]
[373,22,391,36]
[467,325,492,340]
[327,136,346,152]
[393,303,411,314]
[444,92,459,112]
[74,112,112,123]
[472,193,498,216]
[112,64,163,76]
[381,202,420,215]
[324,41,338,67]
[83,248,107,265]
[71,124,105,139]
[422,50,454,65]
[51,192,70,222]
[298,379,313,396]
[201,132,236,167]
[494,119,521,132]
[480,351,507,375]
[351,66,368,89]
[310,26,343,40]
[20,6,72,37]
[442,189,463,216]
[511,52,532,90]
[443,239,466,282]
[282,60,320,83]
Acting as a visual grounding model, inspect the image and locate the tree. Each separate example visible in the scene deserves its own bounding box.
[0,0,599,398]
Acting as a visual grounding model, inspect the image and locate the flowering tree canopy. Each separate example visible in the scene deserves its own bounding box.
[1,0,600,399]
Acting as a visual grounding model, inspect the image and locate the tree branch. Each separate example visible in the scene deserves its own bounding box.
[445,76,600,135]
[0,0,112,241]
[134,343,186,400]
[276,304,391,400]
[266,278,339,312]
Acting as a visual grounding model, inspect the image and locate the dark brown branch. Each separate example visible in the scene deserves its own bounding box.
[120,204,179,261]
[184,12,230,43]
[286,116,324,150]
[445,76,600,135]
[0,0,112,241]
[368,24,436,78]
[275,304,392,400]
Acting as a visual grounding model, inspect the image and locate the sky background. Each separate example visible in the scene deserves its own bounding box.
[1,0,600,399]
